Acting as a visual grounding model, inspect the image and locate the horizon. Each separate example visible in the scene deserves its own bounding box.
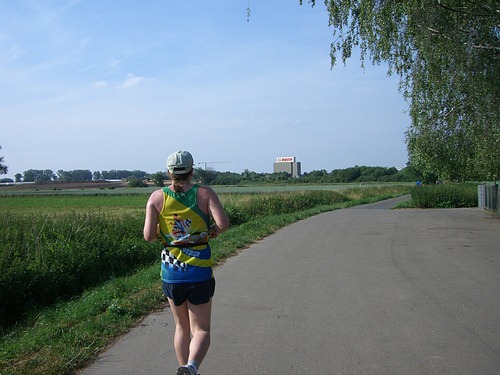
[1,162,408,181]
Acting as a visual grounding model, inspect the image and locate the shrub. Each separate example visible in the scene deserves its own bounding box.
[410,183,477,208]
[127,177,148,187]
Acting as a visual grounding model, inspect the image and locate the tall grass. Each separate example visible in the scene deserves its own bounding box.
[0,211,158,327]
[409,183,477,208]
[221,190,348,225]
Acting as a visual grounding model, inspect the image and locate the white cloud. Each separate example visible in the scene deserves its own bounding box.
[94,81,108,88]
[118,73,146,88]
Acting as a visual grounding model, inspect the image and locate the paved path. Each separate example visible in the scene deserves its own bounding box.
[79,197,500,375]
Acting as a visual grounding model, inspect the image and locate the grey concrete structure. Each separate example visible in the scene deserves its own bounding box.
[273,161,301,178]
[273,156,301,177]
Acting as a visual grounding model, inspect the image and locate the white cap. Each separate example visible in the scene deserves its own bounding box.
[167,150,194,175]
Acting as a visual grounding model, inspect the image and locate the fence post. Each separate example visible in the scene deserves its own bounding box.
[493,182,498,213]
[478,184,485,209]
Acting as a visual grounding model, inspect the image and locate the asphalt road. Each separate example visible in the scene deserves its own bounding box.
[79,197,500,375]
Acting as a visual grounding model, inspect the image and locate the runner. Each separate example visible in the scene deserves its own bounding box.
[143,150,229,375]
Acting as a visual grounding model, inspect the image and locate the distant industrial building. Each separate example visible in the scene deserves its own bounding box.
[273,156,301,178]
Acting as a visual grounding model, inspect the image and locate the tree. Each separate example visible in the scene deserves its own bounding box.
[59,169,92,182]
[92,171,102,180]
[195,168,217,185]
[0,146,7,175]
[303,0,500,180]
[23,169,55,183]
[215,171,242,185]
[127,176,148,187]
[150,172,167,187]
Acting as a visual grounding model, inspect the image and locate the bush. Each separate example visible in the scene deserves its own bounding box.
[127,177,148,187]
[410,183,477,208]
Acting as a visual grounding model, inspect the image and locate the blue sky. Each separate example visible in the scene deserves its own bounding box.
[0,0,410,179]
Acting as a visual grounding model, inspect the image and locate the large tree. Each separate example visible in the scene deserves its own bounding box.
[303,0,499,181]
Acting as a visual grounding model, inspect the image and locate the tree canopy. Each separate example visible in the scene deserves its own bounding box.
[303,0,500,181]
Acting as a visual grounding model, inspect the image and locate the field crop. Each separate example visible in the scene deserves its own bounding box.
[0,194,149,213]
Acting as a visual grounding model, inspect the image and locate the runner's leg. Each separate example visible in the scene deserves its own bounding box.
[187,299,212,367]
[168,298,191,365]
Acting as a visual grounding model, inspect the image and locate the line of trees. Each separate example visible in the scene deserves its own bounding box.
[194,165,421,185]
[7,165,421,185]
[13,169,149,183]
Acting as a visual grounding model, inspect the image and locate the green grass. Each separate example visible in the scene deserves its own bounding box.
[0,210,159,327]
[0,266,164,375]
[0,182,409,198]
[0,185,409,375]
[0,194,149,213]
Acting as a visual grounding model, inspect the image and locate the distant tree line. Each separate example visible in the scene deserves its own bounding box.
[198,165,421,185]
[8,165,422,185]
[15,169,149,183]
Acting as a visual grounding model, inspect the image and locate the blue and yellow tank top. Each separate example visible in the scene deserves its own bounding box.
[158,184,213,283]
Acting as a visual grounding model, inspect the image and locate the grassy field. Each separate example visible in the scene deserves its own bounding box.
[0,183,408,213]
[0,184,410,375]
[0,182,408,196]
[0,194,149,214]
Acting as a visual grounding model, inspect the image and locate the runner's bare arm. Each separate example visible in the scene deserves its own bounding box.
[143,190,163,242]
[202,187,229,235]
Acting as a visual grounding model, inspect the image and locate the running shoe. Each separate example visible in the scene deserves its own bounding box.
[176,365,196,375]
